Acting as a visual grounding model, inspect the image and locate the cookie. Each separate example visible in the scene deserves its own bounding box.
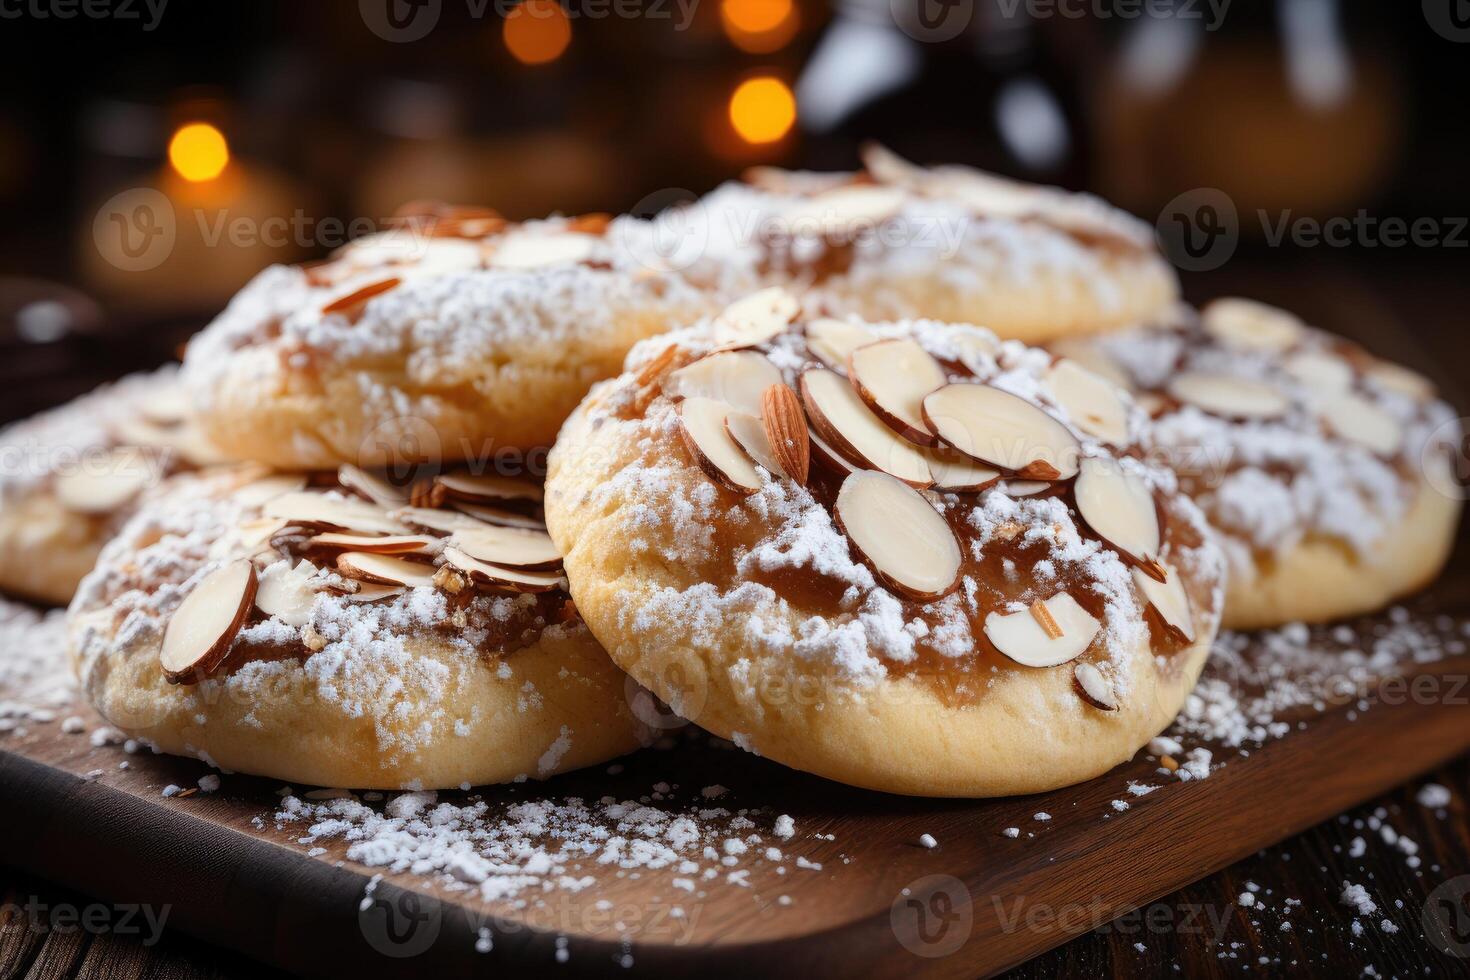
[67,465,650,789]
[544,292,1225,797]
[181,206,721,470]
[0,367,222,605]
[1055,298,1463,629]
[671,144,1178,344]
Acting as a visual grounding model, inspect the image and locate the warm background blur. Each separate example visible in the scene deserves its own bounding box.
[0,0,1466,420]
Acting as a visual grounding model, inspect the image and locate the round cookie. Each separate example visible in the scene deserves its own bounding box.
[671,144,1178,344]
[0,367,222,605]
[1055,298,1463,629]
[182,206,723,470]
[545,292,1225,798]
[68,465,650,789]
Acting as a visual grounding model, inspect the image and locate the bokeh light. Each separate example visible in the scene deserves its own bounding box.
[728,77,796,144]
[721,0,798,54]
[167,122,229,182]
[504,0,572,66]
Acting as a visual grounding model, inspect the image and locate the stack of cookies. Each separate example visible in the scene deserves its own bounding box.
[3,150,1460,796]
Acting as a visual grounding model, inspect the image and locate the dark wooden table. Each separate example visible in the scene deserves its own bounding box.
[2,256,1468,978]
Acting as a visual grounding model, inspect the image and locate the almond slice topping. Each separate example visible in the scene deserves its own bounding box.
[254,560,320,628]
[54,449,154,514]
[392,506,492,535]
[343,583,406,603]
[801,369,932,486]
[338,464,411,507]
[1047,359,1130,445]
[234,474,309,508]
[264,492,412,536]
[1201,297,1303,352]
[678,397,763,494]
[446,526,561,571]
[1047,337,1134,392]
[1284,351,1353,396]
[1073,457,1161,570]
[434,472,544,504]
[1073,662,1119,711]
[808,431,857,475]
[664,350,783,417]
[1167,373,1290,420]
[336,552,437,589]
[984,592,1100,667]
[1318,391,1403,456]
[1001,480,1052,497]
[711,288,800,349]
[447,501,547,531]
[781,185,905,235]
[160,558,257,684]
[833,470,960,600]
[849,338,948,446]
[761,383,810,484]
[921,383,1081,479]
[923,447,1001,492]
[306,533,438,555]
[806,317,878,373]
[725,411,787,479]
[489,231,596,269]
[321,277,400,318]
[1366,361,1434,401]
[441,547,566,593]
[1133,564,1195,644]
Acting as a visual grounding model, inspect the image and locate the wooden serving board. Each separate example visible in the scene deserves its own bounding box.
[2,575,1468,979]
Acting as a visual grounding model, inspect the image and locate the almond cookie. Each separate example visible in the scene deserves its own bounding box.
[1054,298,1463,629]
[181,206,722,470]
[67,465,649,789]
[0,367,223,605]
[671,145,1178,344]
[544,292,1225,797]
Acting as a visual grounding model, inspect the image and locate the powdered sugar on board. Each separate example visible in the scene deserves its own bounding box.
[0,599,74,734]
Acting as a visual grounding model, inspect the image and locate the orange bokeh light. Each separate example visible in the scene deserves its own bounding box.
[504,0,572,65]
[168,122,230,182]
[728,76,797,145]
[721,0,797,53]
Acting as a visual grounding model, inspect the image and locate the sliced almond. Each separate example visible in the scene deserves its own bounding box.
[1318,392,1403,456]
[1001,480,1052,497]
[1167,373,1290,420]
[234,474,308,508]
[338,464,411,507]
[677,397,763,494]
[848,338,948,446]
[1073,662,1119,710]
[833,470,960,600]
[984,592,1100,667]
[711,288,800,349]
[306,533,438,555]
[1047,337,1134,392]
[392,506,491,535]
[489,231,596,269]
[238,517,291,551]
[434,472,543,504]
[1133,564,1195,644]
[264,492,412,536]
[725,411,787,479]
[1284,351,1353,396]
[1201,297,1303,352]
[923,448,1001,492]
[343,583,406,603]
[159,559,257,684]
[321,277,400,318]
[808,431,857,475]
[806,318,878,372]
[663,350,783,417]
[255,560,320,628]
[441,547,566,593]
[54,450,154,514]
[761,383,810,484]
[801,370,932,486]
[336,552,437,589]
[138,387,192,426]
[447,501,547,531]
[1047,359,1130,445]
[447,526,561,571]
[780,185,905,236]
[1366,360,1435,401]
[1073,457,1160,569]
[921,383,1081,479]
